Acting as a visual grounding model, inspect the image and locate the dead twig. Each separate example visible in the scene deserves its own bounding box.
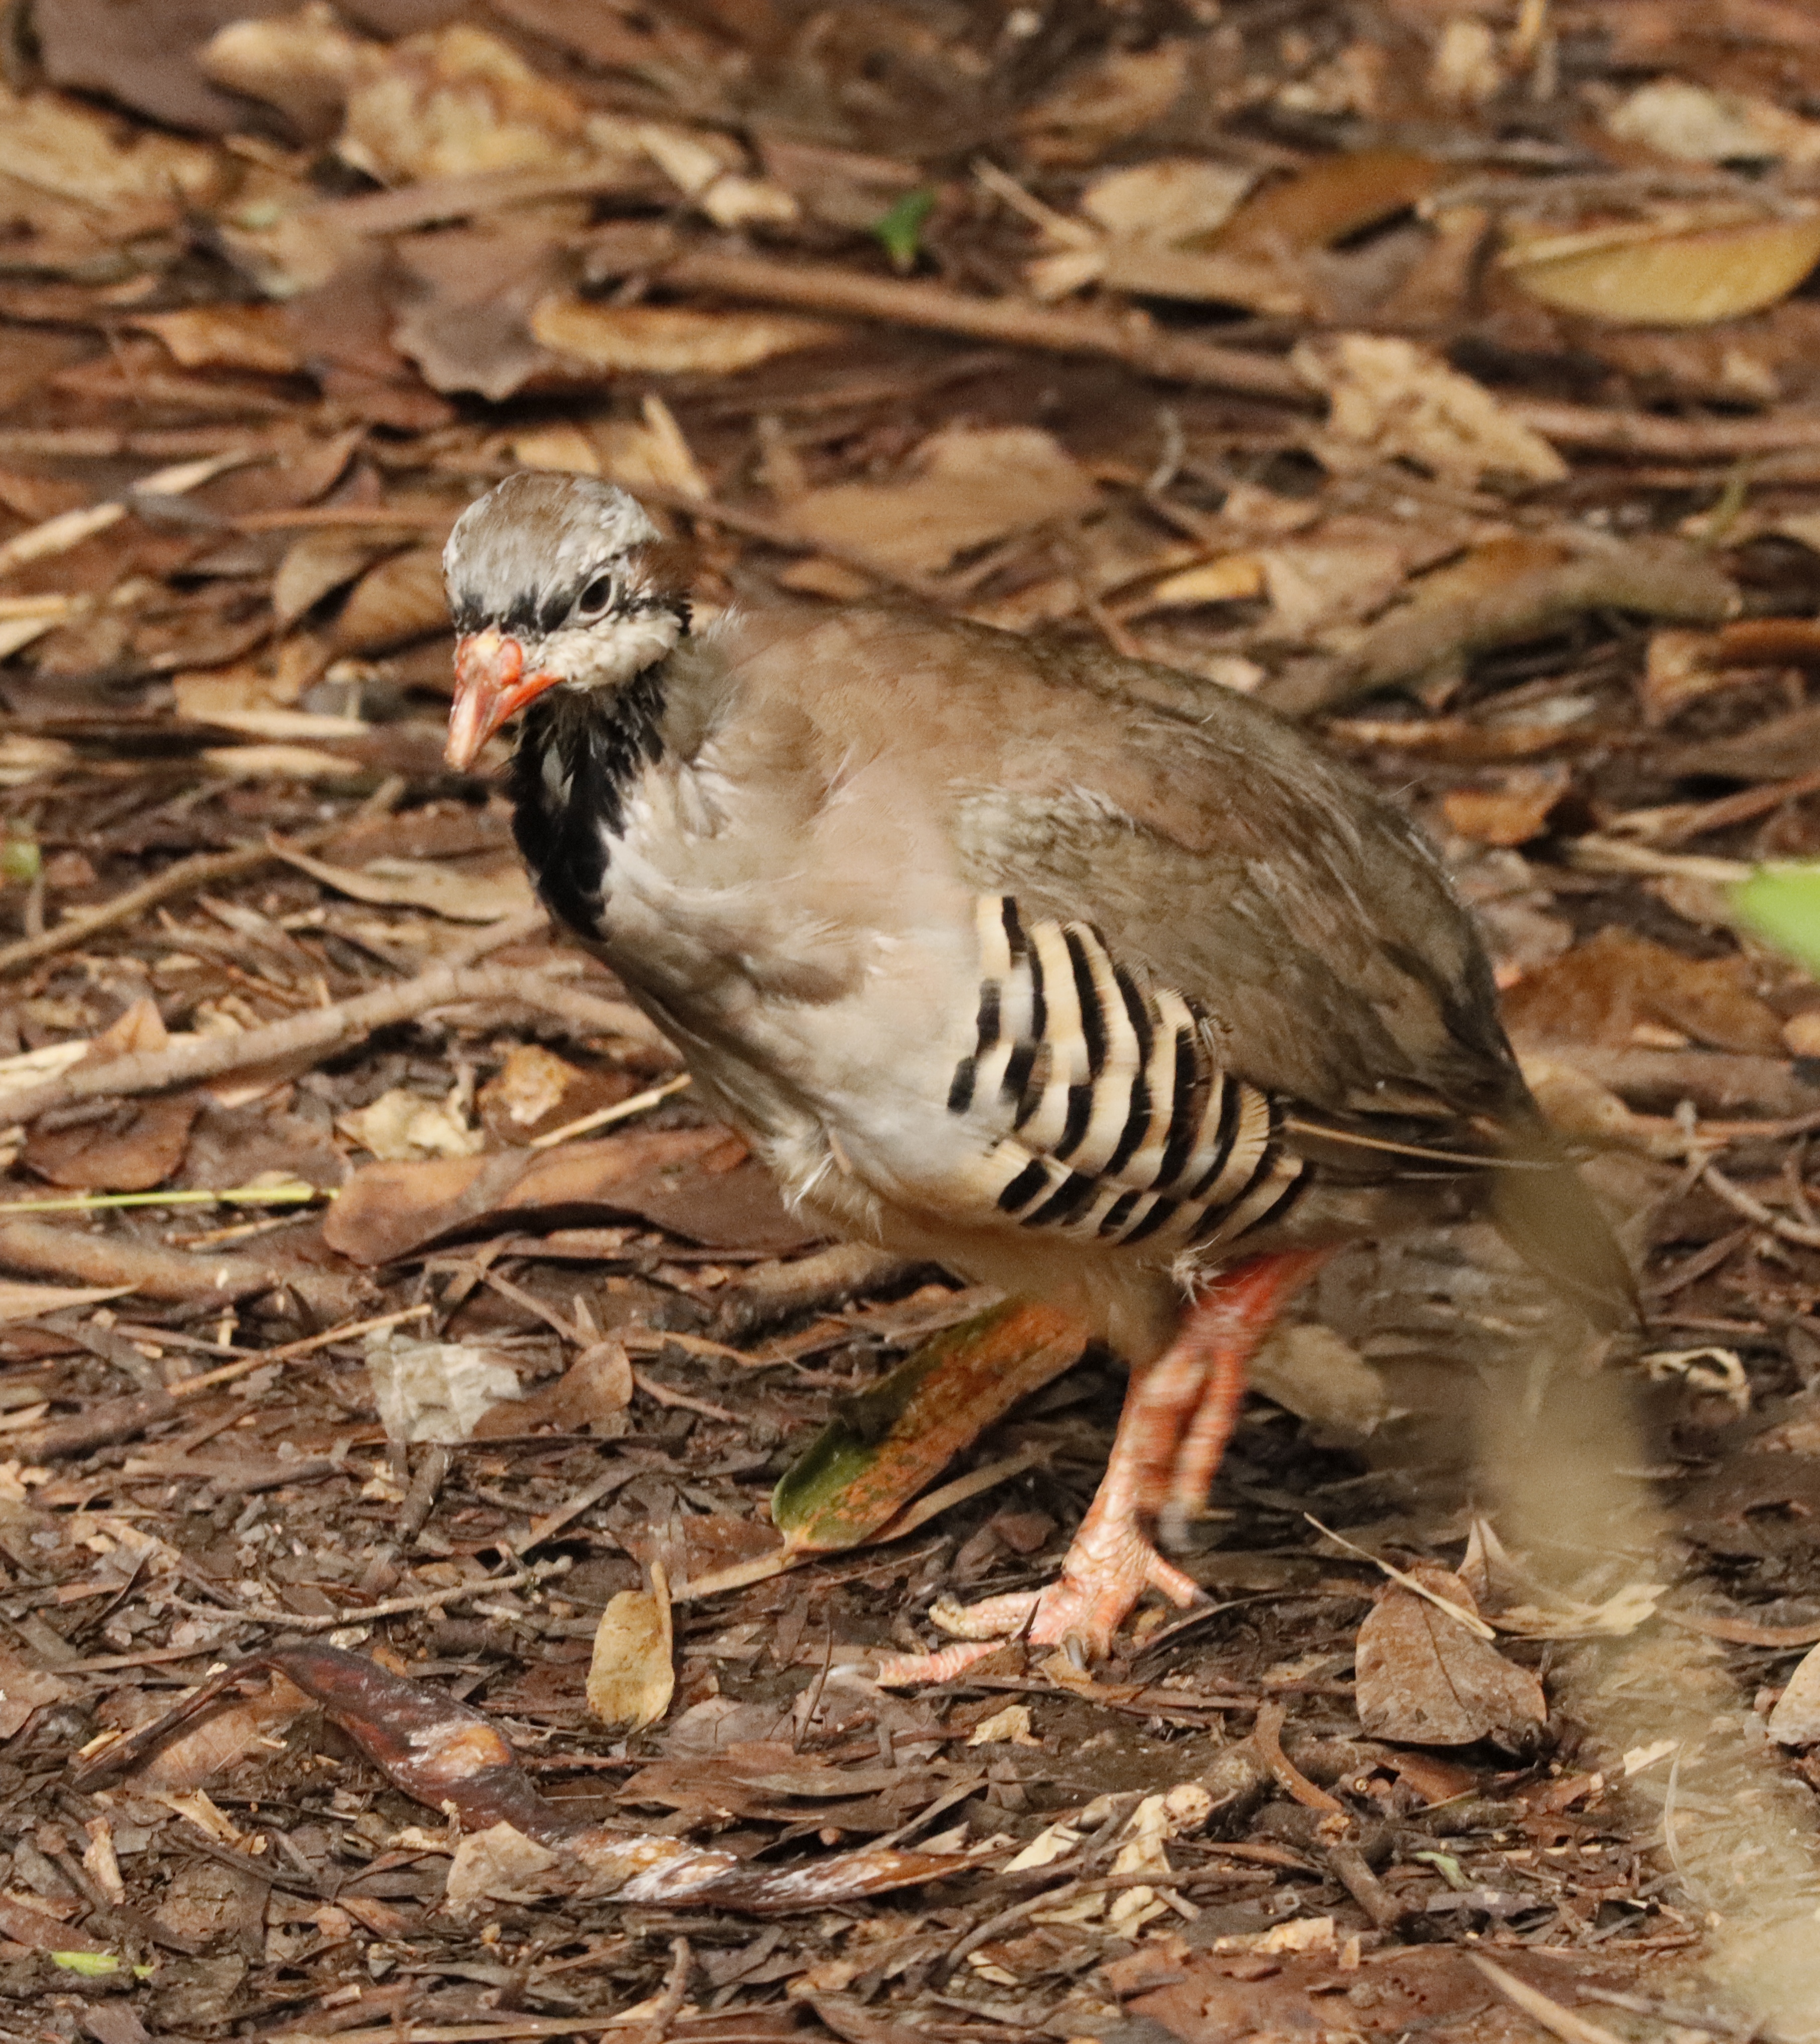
[0,825,343,980]
[1701,1162,1820,1251]
[659,249,1309,403]
[1470,1954,1629,2044]
[0,960,667,1127]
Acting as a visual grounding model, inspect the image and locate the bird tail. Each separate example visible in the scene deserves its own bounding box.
[1487,1131,1639,1336]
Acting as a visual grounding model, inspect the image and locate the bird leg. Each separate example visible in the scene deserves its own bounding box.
[874,1250,1329,1686]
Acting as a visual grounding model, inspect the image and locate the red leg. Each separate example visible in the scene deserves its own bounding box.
[876,1250,1329,1686]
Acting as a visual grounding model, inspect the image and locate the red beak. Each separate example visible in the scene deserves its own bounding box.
[444,629,560,771]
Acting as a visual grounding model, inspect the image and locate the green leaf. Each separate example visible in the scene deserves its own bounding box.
[870,188,938,272]
[772,1297,1085,1552]
[1736,864,1820,975]
[0,833,38,884]
[52,1952,121,1976]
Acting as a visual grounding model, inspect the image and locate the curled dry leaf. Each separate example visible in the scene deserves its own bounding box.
[280,847,535,923]
[588,1561,675,1732]
[1355,1563,1547,1748]
[1501,205,1820,327]
[332,545,449,653]
[1297,334,1568,487]
[515,395,709,500]
[779,425,1099,578]
[273,530,405,630]
[1501,926,1786,1057]
[127,306,302,376]
[1605,77,1820,167]
[201,3,382,141]
[1441,765,1572,847]
[0,82,221,215]
[339,24,600,185]
[338,1085,484,1161]
[474,1340,632,1438]
[1769,1640,1820,1744]
[1217,148,1444,261]
[532,297,843,377]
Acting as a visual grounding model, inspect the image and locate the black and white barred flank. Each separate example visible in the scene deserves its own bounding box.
[948,897,1307,1255]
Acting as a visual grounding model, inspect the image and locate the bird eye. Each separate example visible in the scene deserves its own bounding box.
[576,573,616,617]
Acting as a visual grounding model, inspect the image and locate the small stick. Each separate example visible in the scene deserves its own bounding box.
[258,1555,573,1633]
[658,248,1309,404]
[0,961,666,1126]
[1470,1955,1628,2044]
[1251,1699,1343,1814]
[0,825,342,980]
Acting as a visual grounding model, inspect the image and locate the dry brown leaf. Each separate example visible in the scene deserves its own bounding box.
[1250,1323,1389,1438]
[338,24,600,185]
[127,306,302,377]
[1297,333,1568,486]
[781,425,1098,577]
[475,1340,633,1438]
[532,297,842,376]
[1501,205,1820,327]
[1081,158,1256,243]
[1441,765,1572,847]
[1135,555,1267,610]
[0,83,220,214]
[200,4,381,141]
[367,1332,521,1443]
[515,396,708,499]
[274,530,404,631]
[1502,927,1786,1056]
[1217,148,1444,259]
[332,546,449,654]
[1769,1641,1820,1744]
[1018,41,1189,159]
[280,848,534,924]
[0,1646,72,1739]
[0,1278,130,1325]
[1355,1563,1547,1747]
[339,1086,484,1162]
[588,1563,674,1732]
[1605,76,1820,166]
[1257,530,1413,637]
[25,1094,199,1193]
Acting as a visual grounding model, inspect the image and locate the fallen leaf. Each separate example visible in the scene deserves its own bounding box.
[476,1340,632,1438]
[126,305,302,376]
[1501,926,1786,1056]
[338,23,599,184]
[1769,1641,1820,1743]
[1018,41,1189,160]
[25,1095,199,1194]
[273,530,404,630]
[200,5,381,141]
[1501,204,1820,326]
[1605,76,1820,166]
[968,1704,1038,1747]
[1736,864,1820,976]
[1217,148,1444,259]
[478,1043,585,1132]
[366,1331,522,1445]
[1355,1564,1547,1747]
[0,1644,72,1737]
[588,1562,674,1731]
[332,545,449,653]
[772,1297,1086,1552]
[1441,765,1572,847]
[0,80,220,214]
[1297,333,1568,486]
[323,1127,819,1263]
[780,425,1098,577]
[1081,158,1256,243]
[339,1086,484,1161]
[0,1278,130,1324]
[280,848,533,923]
[1127,1943,1641,2043]
[390,222,567,401]
[532,297,843,377]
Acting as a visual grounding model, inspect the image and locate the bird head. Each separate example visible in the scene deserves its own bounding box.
[441,472,691,771]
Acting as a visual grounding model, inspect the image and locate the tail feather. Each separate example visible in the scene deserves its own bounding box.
[1487,1145,1639,1335]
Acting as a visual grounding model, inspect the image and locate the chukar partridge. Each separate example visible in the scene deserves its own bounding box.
[442,472,1635,1680]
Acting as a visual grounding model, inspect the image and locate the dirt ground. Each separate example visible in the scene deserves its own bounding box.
[7,3,1820,2040]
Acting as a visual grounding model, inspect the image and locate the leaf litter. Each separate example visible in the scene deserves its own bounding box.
[6,1,1820,2038]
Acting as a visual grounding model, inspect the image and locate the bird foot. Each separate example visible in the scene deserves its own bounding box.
[873,1521,1200,1686]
